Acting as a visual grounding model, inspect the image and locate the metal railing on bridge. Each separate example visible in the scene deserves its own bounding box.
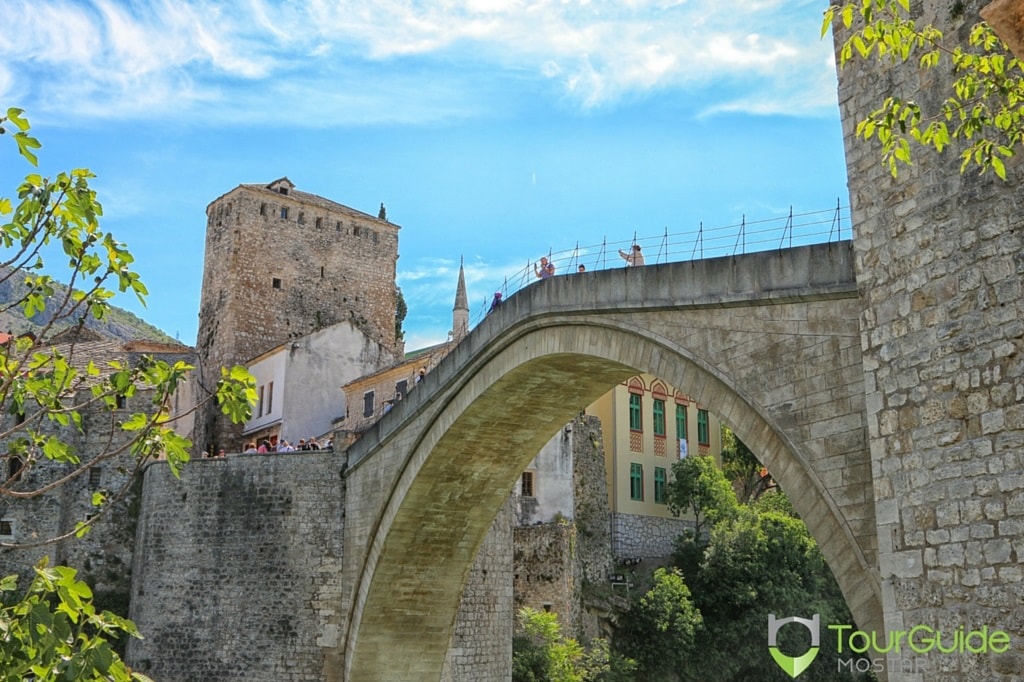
[470,200,851,327]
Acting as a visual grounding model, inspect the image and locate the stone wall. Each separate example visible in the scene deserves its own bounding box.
[0,341,195,619]
[513,416,615,642]
[126,452,347,681]
[443,499,514,681]
[514,523,578,635]
[610,512,693,560]
[836,1,1024,679]
[195,179,400,452]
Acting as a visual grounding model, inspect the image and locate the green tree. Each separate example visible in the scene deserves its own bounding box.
[0,558,152,682]
[513,608,635,682]
[720,427,764,503]
[395,285,407,341]
[682,503,865,682]
[614,567,701,681]
[0,108,255,678]
[666,454,739,540]
[0,107,255,548]
[824,0,1024,179]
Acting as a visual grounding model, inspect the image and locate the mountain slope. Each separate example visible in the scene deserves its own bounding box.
[0,266,179,344]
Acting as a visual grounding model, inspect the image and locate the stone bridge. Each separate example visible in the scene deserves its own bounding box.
[125,4,1023,680]
[337,240,882,680]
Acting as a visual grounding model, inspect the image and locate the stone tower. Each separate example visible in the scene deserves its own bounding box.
[194,177,401,451]
[837,1,1024,678]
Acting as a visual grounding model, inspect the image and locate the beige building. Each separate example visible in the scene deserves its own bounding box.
[587,373,722,522]
[515,372,724,559]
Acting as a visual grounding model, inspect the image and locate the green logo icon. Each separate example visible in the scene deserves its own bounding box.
[768,614,820,678]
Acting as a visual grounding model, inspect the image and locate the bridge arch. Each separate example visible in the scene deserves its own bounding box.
[341,245,882,680]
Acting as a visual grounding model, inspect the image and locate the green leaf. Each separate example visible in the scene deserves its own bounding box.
[6,107,30,131]
[120,413,149,431]
[992,155,1007,179]
[14,132,41,166]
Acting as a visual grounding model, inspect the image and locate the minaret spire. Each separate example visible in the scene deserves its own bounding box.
[452,256,469,342]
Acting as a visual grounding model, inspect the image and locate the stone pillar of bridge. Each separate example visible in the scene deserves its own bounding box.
[441,498,514,681]
[836,1,1024,679]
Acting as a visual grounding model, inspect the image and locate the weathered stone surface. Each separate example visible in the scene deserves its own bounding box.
[341,243,882,681]
[837,1,1024,678]
[126,452,347,681]
[194,179,400,452]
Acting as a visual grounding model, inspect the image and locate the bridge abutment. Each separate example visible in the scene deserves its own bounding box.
[837,1,1024,679]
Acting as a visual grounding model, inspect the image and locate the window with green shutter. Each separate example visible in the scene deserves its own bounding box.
[654,467,667,504]
[653,398,665,436]
[629,394,642,431]
[630,463,643,500]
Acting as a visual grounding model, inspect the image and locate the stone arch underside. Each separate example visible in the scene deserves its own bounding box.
[343,307,882,681]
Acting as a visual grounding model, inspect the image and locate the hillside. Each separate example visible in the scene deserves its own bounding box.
[0,266,179,345]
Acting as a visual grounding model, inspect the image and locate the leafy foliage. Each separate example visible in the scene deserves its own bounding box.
[618,453,869,681]
[0,558,152,682]
[823,0,1024,178]
[513,608,636,682]
[666,454,739,539]
[0,107,258,682]
[0,107,257,549]
[614,568,701,680]
[720,427,765,503]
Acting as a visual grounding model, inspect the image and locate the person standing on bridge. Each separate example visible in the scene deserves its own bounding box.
[489,291,503,313]
[534,256,555,279]
[619,243,644,267]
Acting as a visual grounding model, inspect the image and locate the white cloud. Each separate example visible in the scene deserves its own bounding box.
[0,0,839,123]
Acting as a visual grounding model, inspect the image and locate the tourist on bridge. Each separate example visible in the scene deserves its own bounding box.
[534,256,555,279]
[489,291,502,313]
[619,243,644,267]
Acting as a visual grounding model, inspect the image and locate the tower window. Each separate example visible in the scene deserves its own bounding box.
[363,391,375,418]
[0,519,13,538]
[272,278,282,290]
[298,212,305,224]
[315,217,323,229]
[88,467,102,489]
[7,456,23,482]
[278,187,288,195]
[116,395,127,409]
[280,207,289,219]
[353,226,362,237]
[653,398,666,436]
[675,404,688,443]
[260,202,267,216]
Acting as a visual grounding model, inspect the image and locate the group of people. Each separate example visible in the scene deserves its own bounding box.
[533,243,644,280]
[488,243,646,314]
[232,436,332,454]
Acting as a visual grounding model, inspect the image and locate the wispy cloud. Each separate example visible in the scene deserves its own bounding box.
[2,0,839,124]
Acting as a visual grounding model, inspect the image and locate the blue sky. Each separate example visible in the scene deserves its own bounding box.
[1,0,850,350]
